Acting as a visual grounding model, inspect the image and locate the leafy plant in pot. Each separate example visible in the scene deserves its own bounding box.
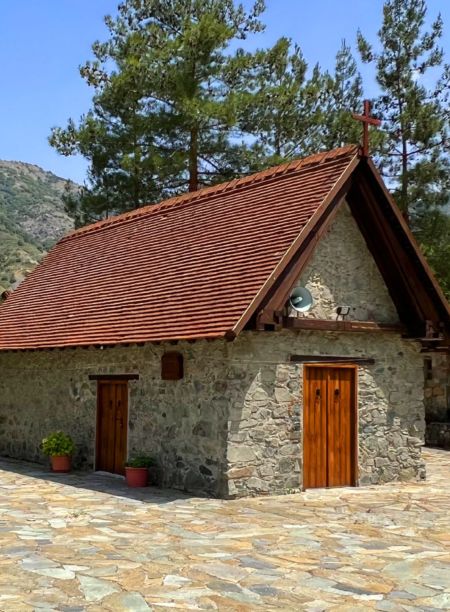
[125,456,156,488]
[41,431,75,473]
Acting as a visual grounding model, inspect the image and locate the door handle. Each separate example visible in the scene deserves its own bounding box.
[116,411,124,429]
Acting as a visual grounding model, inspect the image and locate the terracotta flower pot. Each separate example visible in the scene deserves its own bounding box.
[125,466,148,487]
[51,455,71,473]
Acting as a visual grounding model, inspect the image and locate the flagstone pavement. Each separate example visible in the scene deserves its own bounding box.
[0,449,449,611]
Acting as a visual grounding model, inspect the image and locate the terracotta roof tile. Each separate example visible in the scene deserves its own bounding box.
[0,145,359,349]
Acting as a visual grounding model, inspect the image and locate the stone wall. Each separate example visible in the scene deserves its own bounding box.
[0,342,231,497]
[225,330,425,497]
[0,329,424,498]
[291,203,400,323]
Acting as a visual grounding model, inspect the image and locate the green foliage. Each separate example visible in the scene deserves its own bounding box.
[249,39,362,161]
[357,0,450,296]
[41,431,75,457]
[317,41,365,151]
[125,455,156,468]
[415,206,450,297]
[50,0,267,224]
[46,0,449,298]
[240,39,361,165]
[357,0,450,216]
[240,37,312,164]
[49,0,365,225]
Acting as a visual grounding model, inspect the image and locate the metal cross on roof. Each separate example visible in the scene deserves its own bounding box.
[352,99,381,157]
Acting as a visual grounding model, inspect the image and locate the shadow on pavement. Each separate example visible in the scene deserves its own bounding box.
[0,456,200,505]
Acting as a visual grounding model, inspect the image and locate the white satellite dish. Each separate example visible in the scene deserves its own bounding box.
[289,286,313,313]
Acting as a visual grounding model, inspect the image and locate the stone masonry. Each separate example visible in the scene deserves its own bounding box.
[291,203,400,324]
[225,201,425,496]
[0,329,425,498]
[0,342,230,497]
[424,353,450,423]
[225,330,425,496]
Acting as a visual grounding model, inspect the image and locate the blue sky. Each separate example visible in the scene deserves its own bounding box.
[0,0,449,184]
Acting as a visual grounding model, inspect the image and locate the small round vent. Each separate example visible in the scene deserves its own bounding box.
[289,286,313,313]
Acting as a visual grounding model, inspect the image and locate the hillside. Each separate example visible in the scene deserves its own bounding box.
[0,161,75,293]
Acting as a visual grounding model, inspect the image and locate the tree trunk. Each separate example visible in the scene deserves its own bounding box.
[188,127,199,192]
[401,134,409,224]
[131,100,140,209]
[397,94,409,224]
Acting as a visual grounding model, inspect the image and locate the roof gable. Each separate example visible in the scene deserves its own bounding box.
[350,161,450,344]
[293,202,400,323]
[0,146,359,350]
[257,160,450,347]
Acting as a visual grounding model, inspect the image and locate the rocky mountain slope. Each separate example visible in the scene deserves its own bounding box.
[0,161,75,293]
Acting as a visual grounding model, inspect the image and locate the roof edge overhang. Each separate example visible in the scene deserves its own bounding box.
[365,158,450,321]
[0,331,228,353]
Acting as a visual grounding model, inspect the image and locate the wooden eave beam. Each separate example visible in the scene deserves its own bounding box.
[420,345,450,354]
[345,167,446,338]
[360,161,450,335]
[290,354,375,365]
[283,317,404,333]
[88,374,140,381]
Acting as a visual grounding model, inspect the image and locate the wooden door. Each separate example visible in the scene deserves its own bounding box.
[303,366,329,488]
[96,381,128,474]
[303,366,356,489]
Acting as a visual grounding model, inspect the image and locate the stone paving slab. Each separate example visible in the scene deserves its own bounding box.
[0,449,449,610]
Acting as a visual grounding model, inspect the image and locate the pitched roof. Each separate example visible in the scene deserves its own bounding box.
[0,145,359,350]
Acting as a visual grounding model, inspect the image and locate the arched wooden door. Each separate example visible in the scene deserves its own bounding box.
[303,365,357,489]
[95,380,128,475]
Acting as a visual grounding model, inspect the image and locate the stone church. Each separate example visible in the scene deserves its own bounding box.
[0,145,448,497]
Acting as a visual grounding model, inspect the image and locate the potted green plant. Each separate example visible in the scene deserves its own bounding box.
[41,431,75,473]
[125,456,156,488]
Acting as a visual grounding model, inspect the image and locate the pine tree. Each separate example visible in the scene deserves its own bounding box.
[415,207,450,297]
[318,41,364,151]
[50,0,266,223]
[240,38,319,164]
[357,0,450,219]
[358,0,450,296]
[243,39,363,166]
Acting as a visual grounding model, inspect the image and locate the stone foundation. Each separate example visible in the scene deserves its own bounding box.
[424,353,450,450]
